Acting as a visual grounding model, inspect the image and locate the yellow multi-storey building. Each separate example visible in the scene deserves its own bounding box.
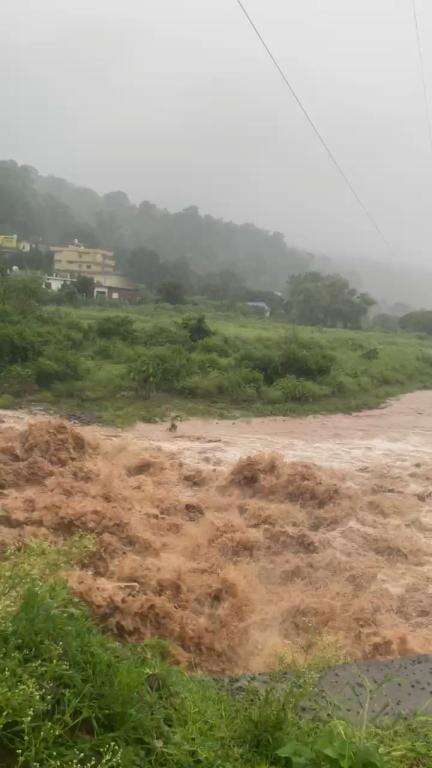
[51,243,115,277]
[0,234,30,252]
[0,234,18,250]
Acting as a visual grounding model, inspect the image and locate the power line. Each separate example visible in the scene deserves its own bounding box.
[235,0,392,251]
[411,0,432,152]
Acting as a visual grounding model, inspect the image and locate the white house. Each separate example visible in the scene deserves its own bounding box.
[44,274,75,292]
[246,301,271,317]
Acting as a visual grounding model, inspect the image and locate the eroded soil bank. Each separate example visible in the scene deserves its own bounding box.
[1,392,432,674]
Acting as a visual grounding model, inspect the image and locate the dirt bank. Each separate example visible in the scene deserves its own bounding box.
[1,393,432,674]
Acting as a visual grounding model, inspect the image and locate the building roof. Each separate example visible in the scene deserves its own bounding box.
[50,244,114,257]
[94,273,137,290]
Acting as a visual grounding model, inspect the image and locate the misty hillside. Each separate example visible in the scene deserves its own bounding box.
[0,160,311,290]
[1,159,431,308]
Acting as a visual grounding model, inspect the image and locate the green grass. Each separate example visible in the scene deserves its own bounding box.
[0,539,431,767]
[2,301,432,425]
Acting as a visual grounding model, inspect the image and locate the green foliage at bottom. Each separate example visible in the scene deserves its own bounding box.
[0,541,431,767]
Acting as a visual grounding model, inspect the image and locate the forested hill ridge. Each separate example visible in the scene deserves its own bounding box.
[0,160,312,290]
[3,159,432,308]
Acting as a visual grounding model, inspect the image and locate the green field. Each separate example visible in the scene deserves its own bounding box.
[2,300,432,425]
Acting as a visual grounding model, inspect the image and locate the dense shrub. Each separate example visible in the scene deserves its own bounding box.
[418,350,432,367]
[188,351,229,373]
[0,364,35,394]
[0,393,16,409]
[268,376,329,403]
[370,366,405,386]
[129,346,191,398]
[0,298,428,422]
[180,368,263,401]
[224,369,264,400]
[93,339,139,364]
[49,283,80,306]
[55,328,87,351]
[140,322,190,348]
[95,315,137,342]
[325,371,360,395]
[279,339,335,380]
[180,313,213,342]
[0,326,45,366]
[196,334,233,356]
[179,371,227,399]
[35,352,83,388]
[360,347,379,361]
[238,347,282,384]
[0,273,48,314]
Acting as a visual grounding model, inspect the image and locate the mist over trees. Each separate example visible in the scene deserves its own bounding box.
[0,161,312,291]
[285,272,375,329]
[2,160,432,310]
[399,311,432,334]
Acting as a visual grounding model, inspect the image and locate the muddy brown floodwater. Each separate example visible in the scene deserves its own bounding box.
[1,390,432,674]
[121,390,432,470]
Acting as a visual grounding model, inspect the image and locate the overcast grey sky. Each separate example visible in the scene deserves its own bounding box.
[2,0,432,263]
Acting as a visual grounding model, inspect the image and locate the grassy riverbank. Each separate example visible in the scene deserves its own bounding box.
[2,301,432,425]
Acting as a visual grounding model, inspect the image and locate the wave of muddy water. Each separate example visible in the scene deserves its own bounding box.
[2,390,432,674]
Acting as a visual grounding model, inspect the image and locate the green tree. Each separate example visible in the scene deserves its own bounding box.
[399,310,432,334]
[75,275,95,299]
[55,283,79,306]
[285,272,375,329]
[157,280,185,305]
[200,269,245,300]
[125,247,163,289]
[372,313,400,332]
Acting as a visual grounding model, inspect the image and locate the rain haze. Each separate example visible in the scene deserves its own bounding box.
[2,0,432,269]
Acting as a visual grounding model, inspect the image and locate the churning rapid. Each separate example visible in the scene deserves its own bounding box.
[1,392,432,674]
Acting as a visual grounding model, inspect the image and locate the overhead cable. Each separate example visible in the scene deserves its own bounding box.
[411,0,432,152]
[235,0,392,250]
